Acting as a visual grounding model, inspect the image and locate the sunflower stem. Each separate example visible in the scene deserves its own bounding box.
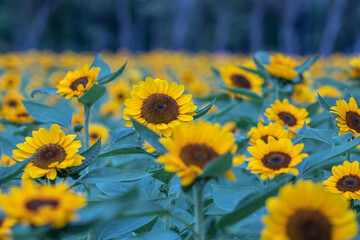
[84,104,91,150]
[194,181,204,240]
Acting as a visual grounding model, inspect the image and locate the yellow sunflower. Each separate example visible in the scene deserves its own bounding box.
[143,141,157,153]
[57,64,100,99]
[157,120,246,186]
[123,77,197,137]
[248,122,289,146]
[261,181,357,240]
[247,137,308,180]
[316,86,341,98]
[100,102,122,118]
[4,105,34,124]
[0,181,85,228]
[1,92,24,113]
[349,56,360,79]
[0,71,20,90]
[89,124,109,145]
[220,63,263,96]
[264,53,298,80]
[330,97,360,136]
[71,111,83,127]
[264,99,310,131]
[0,217,16,240]
[0,154,16,167]
[323,161,360,200]
[109,81,130,104]
[13,124,84,180]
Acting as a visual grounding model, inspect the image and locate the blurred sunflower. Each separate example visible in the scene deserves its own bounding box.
[1,92,23,112]
[0,154,16,167]
[124,77,197,137]
[4,105,34,124]
[349,56,360,79]
[323,161,360,200]
[247,137,308,180]
[89,124,109,145]
[330,97,360,136]
[220,64,263,96]
[0,181,85,228]
[248,122,289,145]
[316,85,341,98]
[157,120,245,186]
[109,81,130,104]
[0,217,16,240]
[0,71,20,90]
[265,99,310,131]
[57,65,100,99]
[100,102,122,118]
[13,124,84,180]
[265,53,298,80]
[261,181,357,240]
[71,111,83,127]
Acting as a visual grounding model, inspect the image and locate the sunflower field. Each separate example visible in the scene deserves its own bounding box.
[0,50,360,240]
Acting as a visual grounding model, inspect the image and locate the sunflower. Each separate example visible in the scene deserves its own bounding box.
[4,105,34,124]
[109,81,130,104]
[0,71,20,90]
[247,137,308,180]
[264,99,310,131]
[323,161,360,200]
[316,86,341,98]
[71,111,83,127]
[264,53,298,80]
[330,97,360,136]
[0,154,16,167]
[220,63,263,96]
[349,56,360,79]
[13,124,84,180]
[248,122,289,146]
[123,77,197,137]
[157,120,246,186]
[0,181,85,228]
[0,217,16,240]
[100,102,122,118]
[1,92,23,113]
[89,124,109,145]
[143,141,157,153]
[57,64,100,99]
[261,181,357,240]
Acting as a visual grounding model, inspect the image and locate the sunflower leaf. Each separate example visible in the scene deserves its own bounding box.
[343,88,353,102]
[210,66,220,76]
[91,53,111,78]
[201,152,232,178]
[294,55,320,74]
[252,56,267,74]
[98,61,127,85]
[292,121,307,144]
[98,145,155,158]
[22,100,72,127]
[317,93,337,119]
[67,138,102,178]
[78,84,106,106]
[151,168,175,185]
[193,98,216,119]
[0,157,32,183]
[333,132,354,145]
[238,66,267,80]
[30,87,58,98]
[130,119,167,153]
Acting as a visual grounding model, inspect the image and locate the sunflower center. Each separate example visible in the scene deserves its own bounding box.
[260,135,278,143]
[287,209,331,240]
[230,74,251,89]
[262,151,290,170]
[346,111,360,133]
[90,133,99,139]
[70,76,88,91]
[17,112,29,118]
[141,93,179,124]
[26,199,59,211]
[32,144,66,169]
[180,144,219,168]
[8,100,18,107]
[336,174,360,192]
[117,93,124,100]
[278,112,297,126]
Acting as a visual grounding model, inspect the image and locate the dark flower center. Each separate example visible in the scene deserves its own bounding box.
[32,144,66,169]
[70,76,88,91]
[336,174,360,192]
[230,74,251,89]
[26,199,59,211]
[278,112,297,126]
[260,135,278,143]
[262,151,291,170]
[287,209,331,240]
[117,93,124,100]
[17,112,29,118]
[180,144,219,168]
[90,133,99,139]
[7,100,18,107]
[141,93,179,124]
[346,111,360,133]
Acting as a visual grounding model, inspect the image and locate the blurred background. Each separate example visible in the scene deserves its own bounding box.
[1,0,360,54]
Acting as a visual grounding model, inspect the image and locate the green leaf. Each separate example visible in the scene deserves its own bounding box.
[201,152,232,178]
[98,61,127,85]
[78,84,106,106]
[210,66,220,76]
[238,66,267,79]
[110,128,134,143]
[292,121,307,144]
[0,158,32,183]
[218,176,292,230]
[30,87,58,98]
[98,145,155,158]
[79,167,151,184]
[91,53,111,78]
[219,84,263,105]
[294,55,320,74]
[305,102,319,117]
[317,93,337,119]
[302,128,334,146]
[299,136,360,178]
[343,88,352,102]
[333,132,354,145]
[0,135,16,156]
[193,98,216,119]
[22,100,72,127]
[67,138,101,176]
[151,168,175,185]
[123,231,180,240]
[130,119,167,153]
[252,56,267,73]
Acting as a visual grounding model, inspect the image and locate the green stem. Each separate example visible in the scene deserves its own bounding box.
[164,184,170,230]
[346,151,350,162]
[194,181,204,240]
[84,105,91,150]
